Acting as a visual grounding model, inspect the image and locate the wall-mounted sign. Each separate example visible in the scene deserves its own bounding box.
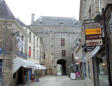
[18,41,23,48]
[86,39,103,46]
[86,46,95,52]
[84,22,103,46]
[86,34,102,40]
[85,28,102,35]
[84,22,100,29]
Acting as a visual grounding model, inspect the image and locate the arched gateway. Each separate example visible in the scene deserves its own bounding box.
[57,59,66,75]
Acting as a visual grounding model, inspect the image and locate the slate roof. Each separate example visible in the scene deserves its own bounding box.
[16,18,26,27]
[0,0,15,19]
[31,16,81,27]
[0,0,26,26]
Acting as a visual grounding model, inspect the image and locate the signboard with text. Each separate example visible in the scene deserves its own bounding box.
[85,28,102,35]
[86,39,103,46]
[86,34,102,40]
[84,22,103,46]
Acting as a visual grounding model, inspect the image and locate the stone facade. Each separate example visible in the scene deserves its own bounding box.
[79,0,112,21]
[0,1,29,86]
[30,16,81,75]
[0,20,13,86]
[79,0,112,86]
[0,19,28,86]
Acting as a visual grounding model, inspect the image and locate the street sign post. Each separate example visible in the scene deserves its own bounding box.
[85,28,101,35]
[84,22,103,47]
[86,39,103,46]
[86,34,102,40]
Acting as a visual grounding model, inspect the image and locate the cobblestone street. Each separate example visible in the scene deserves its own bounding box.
[19,76,86,86]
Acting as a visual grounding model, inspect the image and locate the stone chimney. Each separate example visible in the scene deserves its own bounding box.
[31,14,35,25]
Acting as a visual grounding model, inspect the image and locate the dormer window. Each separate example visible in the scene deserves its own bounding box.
[60,22,63,24]
[40,22,43,24]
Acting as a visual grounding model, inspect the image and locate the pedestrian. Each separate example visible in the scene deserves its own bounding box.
[31,74,35,82]
[76,71,80,79]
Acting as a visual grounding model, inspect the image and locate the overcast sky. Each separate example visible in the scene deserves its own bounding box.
[6,0,80,25]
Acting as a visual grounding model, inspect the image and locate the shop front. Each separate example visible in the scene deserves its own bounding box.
[83,46,101,86]
[104,4,112,85]
[92,47,109,86]
[12,57,46,85]
[12,57,37,85]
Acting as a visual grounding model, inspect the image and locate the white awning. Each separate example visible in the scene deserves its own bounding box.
[13,57,47,74]
[34,64,46,70]
[86,46,100,60]
[13,57,36,74]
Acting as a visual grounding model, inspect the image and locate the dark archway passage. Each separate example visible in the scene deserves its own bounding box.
[17,67,24,84]
[57,59,66,75]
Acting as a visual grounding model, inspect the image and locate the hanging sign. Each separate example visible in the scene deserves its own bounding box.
[84,22,103,46]
[86,34,102,40]
[86,39,103,46]
[18,41,23,48]
[85,28,102,35]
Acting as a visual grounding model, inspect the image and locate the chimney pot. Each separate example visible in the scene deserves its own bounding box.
[31,14,35,25]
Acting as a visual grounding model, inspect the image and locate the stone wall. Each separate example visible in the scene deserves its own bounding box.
[80,0,112,21]
[30,25,81,75]
[0,20,13,86]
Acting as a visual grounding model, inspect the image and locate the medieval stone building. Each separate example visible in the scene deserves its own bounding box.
[30,16,81,75]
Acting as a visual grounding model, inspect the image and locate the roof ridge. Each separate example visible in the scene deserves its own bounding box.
[38,16,76,20]
[31,16,80,27]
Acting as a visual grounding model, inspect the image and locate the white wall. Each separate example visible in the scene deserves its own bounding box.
[27,28,41,64]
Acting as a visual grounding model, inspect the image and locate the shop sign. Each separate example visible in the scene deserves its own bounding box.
[84,22,103,46]
[86,34,102,40]
[85,28,102,35]
[84,22,100,29]
[86,39,103,46]
[86,46,95,52]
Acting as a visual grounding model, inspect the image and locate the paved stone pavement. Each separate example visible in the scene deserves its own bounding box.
[99,75,109,86]
[18,76,86,86]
